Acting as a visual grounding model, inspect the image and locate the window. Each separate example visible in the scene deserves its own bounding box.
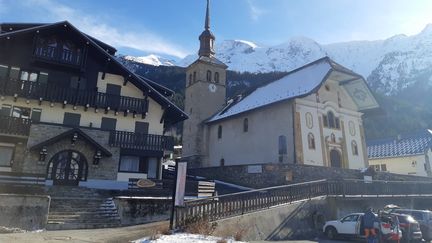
[9,67,20,80]
[327,111,335,128]
[0,104,11,117]
[39,72,49,84]
[279,135,287,163]
[342,214,359,222]
[119,156,140,172]
[101,117,117,131]
[214,72,220,83]
[0,145,14,167]
[243,118,248,132]
[220,158,225,166]
[308,133,315,150]
[63,112,81,127]
[31,108,42,122]
[193,71,196,82]
[373,164,380,171]
[12,106,30,119]
[278,135,287,154]
[335,117,340,129]
[352,141,358,155]
[189,74,192,85]
[0,65,8,79]
[206,70,212,82]
[70,76,86,90]
[20,71,38,82]
[119,156,150,173]
[381,164,387,172]
[323,114,328,127]
[218,125,222,139]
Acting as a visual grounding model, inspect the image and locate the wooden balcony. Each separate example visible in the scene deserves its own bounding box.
[33,45,84,67]
[109,131,175,152]
[0,116,31,137]
[0,77,148,115]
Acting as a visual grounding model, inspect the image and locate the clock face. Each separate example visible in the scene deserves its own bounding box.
[208,84,217,93]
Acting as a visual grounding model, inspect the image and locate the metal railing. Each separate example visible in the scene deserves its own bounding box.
[0,78,148,114]
[34,45,82,66]
[175,179,432,227]
[0,116,31,137]
[109,131,175,151]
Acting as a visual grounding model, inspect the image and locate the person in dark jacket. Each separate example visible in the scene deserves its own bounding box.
[363,207,378,243]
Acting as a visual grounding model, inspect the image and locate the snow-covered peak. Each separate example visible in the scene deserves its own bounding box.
[419,23,432,35]
[122,54,177,67]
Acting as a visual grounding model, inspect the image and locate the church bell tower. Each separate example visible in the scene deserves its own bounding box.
[182,0,228,168]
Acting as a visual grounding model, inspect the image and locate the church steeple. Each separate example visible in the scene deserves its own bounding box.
[198,0,215,57]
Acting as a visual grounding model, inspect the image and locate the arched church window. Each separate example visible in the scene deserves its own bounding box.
[193,72,196,82]
[218,125,222,139]
[215,72,219,83]
[327,111,335,128]
[243,118,248,132]
[206,70,212,82]
[308,133,315,150]
[352,140,358,155]
[189,74,192,85]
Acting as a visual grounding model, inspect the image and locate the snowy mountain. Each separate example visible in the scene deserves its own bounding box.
[123,24,432,95]
[122,54,177,67]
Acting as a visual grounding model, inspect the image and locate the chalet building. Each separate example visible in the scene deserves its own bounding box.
[367,130,432,177]
[0,22,187,189]
[182,0,379,169]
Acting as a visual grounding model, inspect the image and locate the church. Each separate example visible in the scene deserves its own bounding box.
[182,0,379,169]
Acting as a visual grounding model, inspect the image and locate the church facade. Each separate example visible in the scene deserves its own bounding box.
[182,1,379,169]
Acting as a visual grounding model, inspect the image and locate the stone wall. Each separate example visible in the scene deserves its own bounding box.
[0,194,50,231]
[114,197,171,226]
[189,163,432,189]
[213,196,432,241]
[22,124,120,181]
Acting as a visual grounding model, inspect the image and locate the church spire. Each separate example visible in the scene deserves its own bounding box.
[198,0,215,57]
[205,0,210,30]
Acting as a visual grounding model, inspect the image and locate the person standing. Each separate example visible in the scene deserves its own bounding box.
[363,207,378,243]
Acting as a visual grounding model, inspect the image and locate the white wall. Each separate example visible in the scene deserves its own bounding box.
[207,100,295,167]
[0,72,164,135]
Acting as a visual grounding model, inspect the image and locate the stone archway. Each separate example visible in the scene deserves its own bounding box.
[47,150,88,186]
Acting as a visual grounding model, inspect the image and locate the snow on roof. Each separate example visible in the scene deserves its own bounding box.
[367,130,432,159]
[208,57,334,122]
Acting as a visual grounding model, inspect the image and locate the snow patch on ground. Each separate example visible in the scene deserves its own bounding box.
[134,233,246,243]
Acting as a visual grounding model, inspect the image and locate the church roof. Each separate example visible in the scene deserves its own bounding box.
[207,56,377,123]
[367,130,432,159]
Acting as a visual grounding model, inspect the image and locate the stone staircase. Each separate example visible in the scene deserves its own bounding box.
[46,186,121,230]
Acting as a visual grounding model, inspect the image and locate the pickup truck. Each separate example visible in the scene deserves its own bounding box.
[323,213,402,243]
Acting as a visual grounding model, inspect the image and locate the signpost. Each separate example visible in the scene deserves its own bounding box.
[169,161,187,229]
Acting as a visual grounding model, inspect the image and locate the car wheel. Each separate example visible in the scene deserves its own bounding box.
[325,226,338,240]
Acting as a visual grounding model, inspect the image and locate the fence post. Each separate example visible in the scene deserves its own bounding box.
[342,181,346,197]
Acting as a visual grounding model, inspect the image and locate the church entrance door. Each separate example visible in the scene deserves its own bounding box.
[330,149,342,168]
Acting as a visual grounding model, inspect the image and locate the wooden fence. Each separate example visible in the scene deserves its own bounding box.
[175,179,432,227]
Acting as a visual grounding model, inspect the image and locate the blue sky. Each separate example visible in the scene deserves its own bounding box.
[1,0,432,58]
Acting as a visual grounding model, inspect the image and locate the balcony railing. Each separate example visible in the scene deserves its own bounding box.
[34,46,83,67]
[0,116,31,137]
[0,78,148,115]
[109,131,175,152]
